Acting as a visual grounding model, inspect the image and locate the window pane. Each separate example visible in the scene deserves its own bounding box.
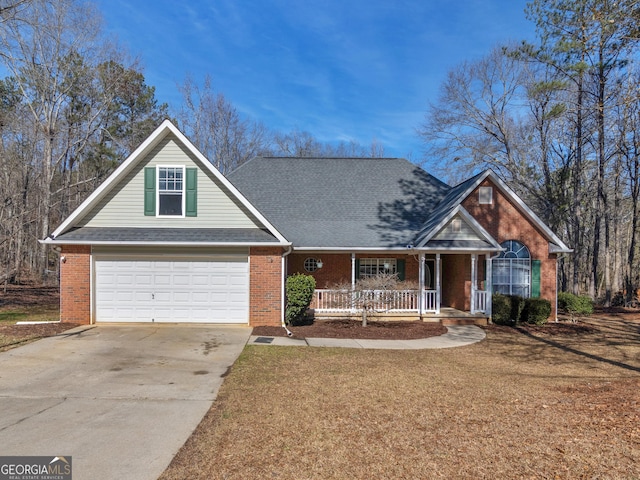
[493,242,531,297]
[159,193,182,215]
[359,258,397,278]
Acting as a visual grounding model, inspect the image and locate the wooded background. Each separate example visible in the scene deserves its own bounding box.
[0,0,638,306]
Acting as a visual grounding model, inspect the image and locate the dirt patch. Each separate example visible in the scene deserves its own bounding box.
[253,319,448,340]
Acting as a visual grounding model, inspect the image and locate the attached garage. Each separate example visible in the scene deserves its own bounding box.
[94,254,249,324]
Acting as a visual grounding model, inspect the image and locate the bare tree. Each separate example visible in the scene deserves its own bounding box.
[0,0,143,279]
[177,74,271,174]
[330,274,411,327]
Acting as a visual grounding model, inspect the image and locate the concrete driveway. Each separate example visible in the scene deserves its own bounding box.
[0,324,251,480]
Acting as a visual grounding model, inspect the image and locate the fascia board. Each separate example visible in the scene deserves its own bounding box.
[291,247,418,253]
[40,238,290,247]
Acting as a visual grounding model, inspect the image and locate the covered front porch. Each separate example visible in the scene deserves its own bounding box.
[291,252,495,325]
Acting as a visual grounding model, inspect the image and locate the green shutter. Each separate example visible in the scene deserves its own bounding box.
[185,167,197,217]
[531,260,541,298]
[397,259,405,281]
[144,167,156,216]
[355,259,360,280]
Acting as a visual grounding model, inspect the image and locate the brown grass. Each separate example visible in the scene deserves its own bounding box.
[161,315,640,480]
[0,284,77,351]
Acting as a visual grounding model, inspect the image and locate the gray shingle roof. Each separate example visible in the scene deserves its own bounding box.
[227,157,451,248]
[53,227,278,244]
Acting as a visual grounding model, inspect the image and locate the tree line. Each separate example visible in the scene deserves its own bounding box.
[0,0,385,284]
[420,0,640,305]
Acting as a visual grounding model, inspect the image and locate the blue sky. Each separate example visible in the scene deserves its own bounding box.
[94,0,537,159]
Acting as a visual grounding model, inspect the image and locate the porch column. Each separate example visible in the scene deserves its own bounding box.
[418,252,425,315]
[435,253,441,314]
[485,253,492,318]
[351,253,356,314]
[470,254,477,313]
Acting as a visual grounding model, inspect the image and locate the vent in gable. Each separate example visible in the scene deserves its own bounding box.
[479,186,493,205]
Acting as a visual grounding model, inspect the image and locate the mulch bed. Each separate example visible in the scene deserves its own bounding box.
[253,319,448,340]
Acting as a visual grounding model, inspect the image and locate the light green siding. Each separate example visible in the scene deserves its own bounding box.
[434,215,483,241]
[78,134,261,228]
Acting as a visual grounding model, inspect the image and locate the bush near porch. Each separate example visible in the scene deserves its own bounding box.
[492,293,551,325]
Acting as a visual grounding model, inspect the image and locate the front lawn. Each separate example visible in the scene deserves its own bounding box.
[161,315,640,479]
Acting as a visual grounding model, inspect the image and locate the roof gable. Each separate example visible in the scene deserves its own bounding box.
[48,120,288,245]
[415,169,571,254]
[415,206,502,251]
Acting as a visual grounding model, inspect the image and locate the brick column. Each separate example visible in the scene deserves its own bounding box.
[60,245,91,324]
[249,247,283,327]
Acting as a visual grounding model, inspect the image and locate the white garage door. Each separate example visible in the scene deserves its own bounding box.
[94,255,249,323]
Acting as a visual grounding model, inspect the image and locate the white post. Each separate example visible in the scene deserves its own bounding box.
[486,253,492,318]
[471,254,477,313]
[435,253,441,315]
[418,252,425,315]
[351,253,356,314]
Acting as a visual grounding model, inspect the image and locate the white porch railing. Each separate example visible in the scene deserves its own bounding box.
[422,289,437,313]
[313,289,420,312]
[312,288,490,315]
[473,289,489,314]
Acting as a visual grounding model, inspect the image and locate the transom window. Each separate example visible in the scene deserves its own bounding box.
[158,166,184,216]
[359,258,397,278]
[492,240,531,297]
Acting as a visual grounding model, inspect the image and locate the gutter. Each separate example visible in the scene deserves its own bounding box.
[281,246,293,337]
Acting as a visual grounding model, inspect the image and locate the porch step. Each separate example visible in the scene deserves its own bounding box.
[440,317,489,327]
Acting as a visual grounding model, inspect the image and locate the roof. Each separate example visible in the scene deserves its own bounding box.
[227,157,450,248]
[53,227,279,245]
[228,157,572,253]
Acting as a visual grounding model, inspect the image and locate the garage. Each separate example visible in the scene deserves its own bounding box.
[94,255,249,323]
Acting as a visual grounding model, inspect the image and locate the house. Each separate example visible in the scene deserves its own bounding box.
[43,120,571,327]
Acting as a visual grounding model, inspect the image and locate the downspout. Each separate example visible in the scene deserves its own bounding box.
[49,244,63,324]
[281,246,293,336]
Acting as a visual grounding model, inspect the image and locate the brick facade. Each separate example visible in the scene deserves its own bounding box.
[60,245,92,324]
[463,178,558,319]
[249,247,283,326]
[287,253,421,288]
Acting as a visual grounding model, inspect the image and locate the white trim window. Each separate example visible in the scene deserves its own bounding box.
[359,258,397,278]
[158,166,185,217]
[492,240,531,297]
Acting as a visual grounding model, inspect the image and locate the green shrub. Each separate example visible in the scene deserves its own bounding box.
[522,298,551,325]
[491,293,512,325]
[558,291,594,316]
[508,295,526,324]
[285,273,316,325]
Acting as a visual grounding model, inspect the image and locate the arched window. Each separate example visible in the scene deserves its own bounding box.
[492,240,531,297]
